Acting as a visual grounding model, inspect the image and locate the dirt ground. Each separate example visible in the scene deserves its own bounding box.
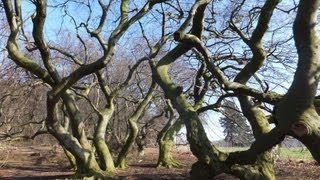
[0,144,319,179]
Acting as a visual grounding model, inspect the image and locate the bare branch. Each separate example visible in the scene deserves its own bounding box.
[31,0,61,82]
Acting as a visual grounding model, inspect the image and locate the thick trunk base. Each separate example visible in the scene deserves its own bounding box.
[157,157,183,168]
[117,160,129,169]
[230,150,275,180]
[189,161,214,180]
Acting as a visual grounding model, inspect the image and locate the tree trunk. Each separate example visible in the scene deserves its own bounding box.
[116,81,156,169]
[49,123,104,178]
[226,0,320,169]
[116,118,139,168]
[63,148,77,170]
[276,0,320,163]
[136,134,146,156]
[61,92,115,177]
[47,95,112,178]
[62,91,93,151]
[157,118,184,168]
[94,109,116,172]
[230,0,281,178]
[235,96,276,180]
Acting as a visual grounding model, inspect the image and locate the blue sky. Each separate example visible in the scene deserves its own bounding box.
[13,0,301,142]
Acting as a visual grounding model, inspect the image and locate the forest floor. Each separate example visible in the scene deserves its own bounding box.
[0,144,319,179]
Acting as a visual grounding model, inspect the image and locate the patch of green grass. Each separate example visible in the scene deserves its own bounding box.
[217,147,313,160]
[278,147,312,160]
[217,147,249,153]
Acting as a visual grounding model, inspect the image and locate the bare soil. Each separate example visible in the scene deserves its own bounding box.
[0,144,319,179]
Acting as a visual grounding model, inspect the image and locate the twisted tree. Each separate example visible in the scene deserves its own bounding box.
[2,0,320,179]
[1,0,167,177]
[151,0,320,179]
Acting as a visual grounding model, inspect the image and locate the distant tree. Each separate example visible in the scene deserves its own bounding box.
[219,100,253,147]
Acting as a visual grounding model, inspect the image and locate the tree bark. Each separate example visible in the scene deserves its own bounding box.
[116,81,156,168]
[94,107,116,172]
[275,0,320,163]
[157,117,184,168]
[47,100,106,177]
[152,0,281,179]
[227,0,320,167]
[232,1,281,178]
[116,118,139,168]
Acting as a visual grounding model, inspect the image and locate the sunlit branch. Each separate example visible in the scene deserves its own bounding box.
[2,0,54,85]
[174,32,282,104]
[32,0,61,82]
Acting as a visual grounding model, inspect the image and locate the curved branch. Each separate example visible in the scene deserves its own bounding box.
[2,0,54,85]
[226,127,285,165]
[32,0,61,82]
[48,0,167,104]
[173,32,283,104]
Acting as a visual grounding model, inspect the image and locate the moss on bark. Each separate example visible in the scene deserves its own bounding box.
[116,82,156,169]
[157,118,184,168]
[116,119,139,169]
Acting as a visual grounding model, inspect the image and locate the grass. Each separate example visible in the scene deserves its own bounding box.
[217,146,313,160]
[278,147,312,160]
